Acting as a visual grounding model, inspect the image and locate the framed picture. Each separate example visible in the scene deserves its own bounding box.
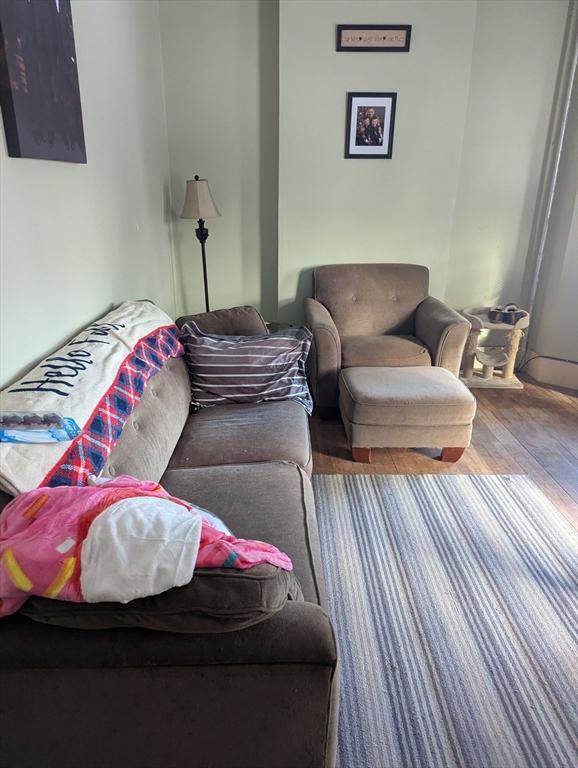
[336,25,411,52]
[344,92,397,159]
[0,0,86,162]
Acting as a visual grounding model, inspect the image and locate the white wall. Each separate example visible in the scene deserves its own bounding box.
[445,0,570,309]
[526,68,578,389]
[277,0,568,322]
[1,0,572,387]
[278,0,475,320]
[0,0,175,387]
[159,0,279,319]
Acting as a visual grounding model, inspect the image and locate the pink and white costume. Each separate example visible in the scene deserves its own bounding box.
[0,475,292,617]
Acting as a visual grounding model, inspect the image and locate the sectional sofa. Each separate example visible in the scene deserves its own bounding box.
[0,306,339,768]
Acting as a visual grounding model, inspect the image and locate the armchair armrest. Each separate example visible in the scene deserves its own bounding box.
[415,297,470,376]
[304,298,341,410]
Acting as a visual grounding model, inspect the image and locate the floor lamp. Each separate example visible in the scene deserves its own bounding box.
[180,175,221,313]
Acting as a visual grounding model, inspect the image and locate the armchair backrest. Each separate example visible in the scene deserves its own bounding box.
[313,263,429,336]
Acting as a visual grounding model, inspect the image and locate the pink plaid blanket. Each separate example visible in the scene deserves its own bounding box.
[0,475,292,618]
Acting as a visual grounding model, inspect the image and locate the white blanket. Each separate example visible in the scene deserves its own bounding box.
[0,300,177,495]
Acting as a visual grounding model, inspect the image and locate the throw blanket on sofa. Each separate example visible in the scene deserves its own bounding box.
[0,301,183,495]
[0,476,292,618]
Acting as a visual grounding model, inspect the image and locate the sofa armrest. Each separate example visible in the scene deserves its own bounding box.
[0,601,337,669]
[176,305,268,336]
[304,298,341,410]
[1,602,339,768]
[415,296,471,376]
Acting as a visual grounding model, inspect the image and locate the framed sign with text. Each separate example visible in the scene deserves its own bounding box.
[336,24,411,52]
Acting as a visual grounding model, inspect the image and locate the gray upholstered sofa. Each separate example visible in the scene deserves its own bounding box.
[305,263,470,411]
[0,306,338,768]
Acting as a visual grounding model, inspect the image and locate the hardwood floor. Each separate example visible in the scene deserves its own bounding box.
[310,376,578,526]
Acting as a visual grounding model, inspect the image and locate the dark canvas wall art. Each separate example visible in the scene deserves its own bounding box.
[0,0,86,162]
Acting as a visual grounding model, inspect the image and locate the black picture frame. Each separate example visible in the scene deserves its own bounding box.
[336,24,411,53]
[0,0,86,163]
[345,92,397,159]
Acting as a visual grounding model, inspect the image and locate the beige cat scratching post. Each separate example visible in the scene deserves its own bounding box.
[460,307,530,389]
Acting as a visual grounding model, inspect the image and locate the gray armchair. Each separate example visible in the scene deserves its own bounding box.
[304,264,470,411]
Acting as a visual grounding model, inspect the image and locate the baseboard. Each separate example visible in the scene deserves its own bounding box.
[524,353,578,391]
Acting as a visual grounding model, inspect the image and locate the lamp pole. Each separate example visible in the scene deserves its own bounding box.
[195,217,210,313]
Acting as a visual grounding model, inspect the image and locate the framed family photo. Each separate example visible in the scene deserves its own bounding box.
[345,92,397,159]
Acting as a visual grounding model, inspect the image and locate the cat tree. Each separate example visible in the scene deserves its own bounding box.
[460,307,530,389]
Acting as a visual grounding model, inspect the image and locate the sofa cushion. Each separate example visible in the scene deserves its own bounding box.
[168,400,312,475]
[160,462,325,606]
[341,334,431,368]
[21,564,303,634]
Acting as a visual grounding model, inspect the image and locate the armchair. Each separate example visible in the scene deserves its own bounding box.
[304,264,470,411]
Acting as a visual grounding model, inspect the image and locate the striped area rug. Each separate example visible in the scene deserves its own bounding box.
[313,474,578,768]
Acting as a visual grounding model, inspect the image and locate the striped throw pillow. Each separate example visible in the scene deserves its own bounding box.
[180,323,313,414]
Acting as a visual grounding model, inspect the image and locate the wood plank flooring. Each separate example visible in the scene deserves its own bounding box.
[310,376,578,526]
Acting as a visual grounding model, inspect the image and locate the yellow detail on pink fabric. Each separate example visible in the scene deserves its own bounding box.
[2,549,33,592]
[22,494,50,520]
[44,557,76,599]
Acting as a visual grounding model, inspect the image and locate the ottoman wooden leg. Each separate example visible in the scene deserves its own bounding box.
[441,447,466,463]
[352,447,372,463]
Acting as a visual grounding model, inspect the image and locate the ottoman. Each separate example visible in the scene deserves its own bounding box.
[339,366,476,463]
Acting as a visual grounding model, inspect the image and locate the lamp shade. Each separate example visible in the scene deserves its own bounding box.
[180,176,221,220]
